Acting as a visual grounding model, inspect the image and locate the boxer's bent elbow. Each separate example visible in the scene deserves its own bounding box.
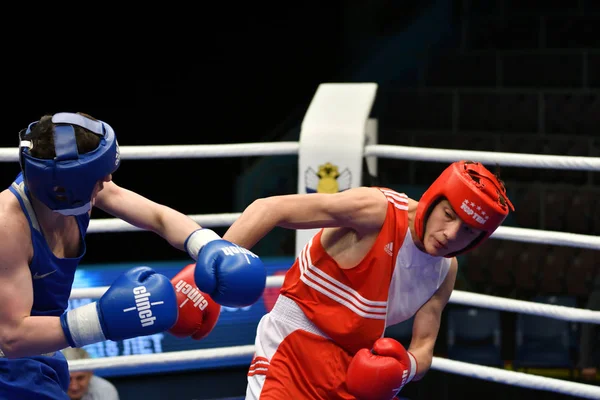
[0,320,27,358]
[241,197,286,228]
[0,316,64,358]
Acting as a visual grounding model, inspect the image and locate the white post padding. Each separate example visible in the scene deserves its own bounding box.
[365,118,378,179]
[295,83,378,256]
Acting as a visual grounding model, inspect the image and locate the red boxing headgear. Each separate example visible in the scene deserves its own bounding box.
[414,161,515,257]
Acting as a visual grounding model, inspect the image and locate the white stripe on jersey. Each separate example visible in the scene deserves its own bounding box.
[380,189,409,210]
[298,239,387,320]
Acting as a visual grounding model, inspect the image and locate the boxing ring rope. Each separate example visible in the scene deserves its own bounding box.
[85,215,600,250]
[2,141,599,398]
[1,142,599,169]
[363,144,600,171]
[66,346,600,399]
[69,275,600,324]
[0,142,301,161]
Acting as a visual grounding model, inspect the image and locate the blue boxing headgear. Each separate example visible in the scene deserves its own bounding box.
[18,112,120,215]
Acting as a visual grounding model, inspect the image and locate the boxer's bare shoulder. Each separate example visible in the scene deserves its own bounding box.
[0,189,31,262]
[0,189,29,237]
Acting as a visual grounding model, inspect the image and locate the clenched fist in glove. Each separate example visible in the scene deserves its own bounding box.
[347,338,417,400]
[168,263,220,340]
[61,266,178,348]
[184,228,267,308]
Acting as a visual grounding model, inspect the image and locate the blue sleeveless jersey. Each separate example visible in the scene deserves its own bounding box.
[8,173,89,316]
[0,173,91,399]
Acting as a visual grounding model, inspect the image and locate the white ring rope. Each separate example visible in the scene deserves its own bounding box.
[67,345,600,399]
[0,142,300,162]
[448,290,600,324]
[70,276,600,324]
[489,226,600,250]
[430,358,600,400]
[0,142,598,170]
[364,144,600,171]
[87,213,242,232]
[68,345,255,373]
[87,214,600,250]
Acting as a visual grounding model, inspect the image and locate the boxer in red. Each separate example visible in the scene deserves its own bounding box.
[225,160,514,400]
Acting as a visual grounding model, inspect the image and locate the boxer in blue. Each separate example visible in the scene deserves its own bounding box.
[0,112,266,399]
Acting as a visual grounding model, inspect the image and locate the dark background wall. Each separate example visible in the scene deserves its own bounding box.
[2,1,433,265]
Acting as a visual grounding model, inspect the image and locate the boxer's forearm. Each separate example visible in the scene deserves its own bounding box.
[0,316,67,358]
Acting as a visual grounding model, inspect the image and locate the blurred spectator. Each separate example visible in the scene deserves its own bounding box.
[62,348,120,400]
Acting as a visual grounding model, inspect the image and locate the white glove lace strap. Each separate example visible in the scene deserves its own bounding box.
[395,351,418,398]
[65,302,106,348]
[407,351,417,383]
[185,229,222,261]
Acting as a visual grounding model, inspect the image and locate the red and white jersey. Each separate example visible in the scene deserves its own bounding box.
[280,188,452,355]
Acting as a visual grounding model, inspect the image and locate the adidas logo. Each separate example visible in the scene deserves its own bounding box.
[384,242,393,256]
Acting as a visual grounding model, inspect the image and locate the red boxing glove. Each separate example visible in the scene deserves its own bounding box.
[168,263,221,340]
[346,338,417,400]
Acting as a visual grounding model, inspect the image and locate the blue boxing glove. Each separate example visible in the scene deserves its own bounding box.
[60,266,178,348]
[184,228,266,308]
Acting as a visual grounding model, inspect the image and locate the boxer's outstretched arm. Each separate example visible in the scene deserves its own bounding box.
[95,181,201,252]
[0,214,68,358]
[0,209,179,358]
[224,187,388,249]
[407,257,458,380]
